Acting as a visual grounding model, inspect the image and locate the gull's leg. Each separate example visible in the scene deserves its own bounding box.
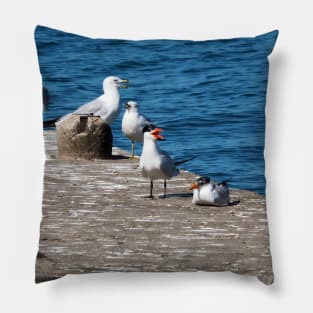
[131,140,135,158]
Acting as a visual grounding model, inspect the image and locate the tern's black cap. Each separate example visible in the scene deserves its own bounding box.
[196,176,211,185]
[142,125,156,133]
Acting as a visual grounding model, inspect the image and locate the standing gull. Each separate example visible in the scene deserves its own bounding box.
[189,176,230,206]
[56,76,128,126]
[122,101,155,158]
[140,126,179,198]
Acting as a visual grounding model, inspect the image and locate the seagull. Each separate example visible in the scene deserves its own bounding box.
[55,76,128,126]
[140,126,181,198]
[189,176,230,206]
[122,101,156,158]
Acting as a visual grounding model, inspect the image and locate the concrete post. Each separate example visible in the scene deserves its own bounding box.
[56,114,112,159]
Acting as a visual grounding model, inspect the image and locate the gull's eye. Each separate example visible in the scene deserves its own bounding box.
[114,79,118,82]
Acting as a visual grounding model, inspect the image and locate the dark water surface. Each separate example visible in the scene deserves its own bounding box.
[36,26,278,194]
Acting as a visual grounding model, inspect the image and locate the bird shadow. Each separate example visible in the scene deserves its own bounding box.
[228,200,240,206]
[108,155,131,160]
[187,200,241,207]
[159,193,193,199]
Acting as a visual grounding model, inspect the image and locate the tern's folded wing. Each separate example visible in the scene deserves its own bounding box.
[160,151,178,178]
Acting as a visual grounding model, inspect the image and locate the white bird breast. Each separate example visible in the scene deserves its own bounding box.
[122,112,144,142]
[192,184,215,204]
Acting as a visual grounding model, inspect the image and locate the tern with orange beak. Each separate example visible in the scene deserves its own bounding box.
[190,176,230,206]
[56,76,129,126]
[140,126,178,198]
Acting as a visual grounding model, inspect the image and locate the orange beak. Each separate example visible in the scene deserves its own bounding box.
[189,182,199,190]
[151,128,164,140]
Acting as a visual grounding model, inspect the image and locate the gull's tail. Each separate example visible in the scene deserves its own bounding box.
[43,118,59,128]
[43,113,72,128]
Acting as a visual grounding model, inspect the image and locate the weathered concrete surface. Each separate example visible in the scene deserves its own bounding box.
[36,130,273,284]
[56,114,112,159]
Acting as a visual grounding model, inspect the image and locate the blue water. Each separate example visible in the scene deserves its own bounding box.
[35,26,278,195]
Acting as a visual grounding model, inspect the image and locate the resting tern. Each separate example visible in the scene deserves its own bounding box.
[189,176,230,206]
[55,76,128,126]
[122,101,156,158]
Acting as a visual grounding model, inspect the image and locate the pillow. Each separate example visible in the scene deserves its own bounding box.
[35,25,278,284]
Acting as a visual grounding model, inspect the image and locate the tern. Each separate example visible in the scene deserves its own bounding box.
[189,176,230,206]
[140,126,177,198]
[122,101,156,158]
[140,126,193,198]
[53,76,128,126]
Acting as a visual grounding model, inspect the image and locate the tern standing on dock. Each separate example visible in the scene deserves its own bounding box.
[56,76,128,126]
[122,101,156,158]
[140,126,178,198]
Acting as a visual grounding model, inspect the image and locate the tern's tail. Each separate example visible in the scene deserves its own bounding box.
[174,156,195,166]
[217,177,232,186]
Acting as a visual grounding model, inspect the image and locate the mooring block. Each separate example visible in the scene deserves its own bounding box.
[56,114,112,159]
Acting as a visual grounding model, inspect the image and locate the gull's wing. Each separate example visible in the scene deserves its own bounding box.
[74,96,104,115]
[139,114,156,129]
[160,150,178,178]
[56,95,107,124]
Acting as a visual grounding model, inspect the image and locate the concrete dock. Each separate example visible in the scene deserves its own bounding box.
[36,130,273,284]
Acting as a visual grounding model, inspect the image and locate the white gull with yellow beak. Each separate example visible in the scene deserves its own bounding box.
[57,76,128,126]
